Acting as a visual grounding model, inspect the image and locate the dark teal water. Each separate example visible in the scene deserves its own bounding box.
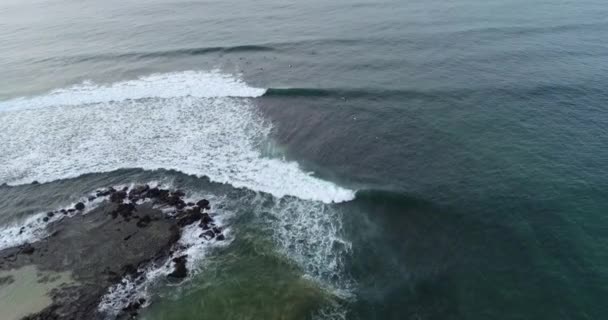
[1,0,608,319]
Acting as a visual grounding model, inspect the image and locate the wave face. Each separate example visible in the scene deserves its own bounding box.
[0,71,355,203]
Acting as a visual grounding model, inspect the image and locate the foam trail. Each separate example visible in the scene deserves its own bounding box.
[0,71,266,111]
[0,71,355,203]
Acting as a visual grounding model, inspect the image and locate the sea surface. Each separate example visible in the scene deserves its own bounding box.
[1,0,608,319]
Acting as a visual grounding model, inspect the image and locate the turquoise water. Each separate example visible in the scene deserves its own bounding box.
[1,0,608,319]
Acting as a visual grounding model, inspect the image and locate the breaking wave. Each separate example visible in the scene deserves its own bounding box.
[0,71,355,203]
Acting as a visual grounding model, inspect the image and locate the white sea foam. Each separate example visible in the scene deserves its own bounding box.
[261,197,355,299]
[248,196,355,320]
[0,71,266,111]
[0,71,355,203]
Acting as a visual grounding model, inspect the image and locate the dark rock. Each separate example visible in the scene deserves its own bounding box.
[131,184,149,195]
[67,209,75,213]
[122,186,129,192]
[19,227,25,235]
[110,191,127,203]
[122,300,142,317]
[88,196,96,201]
[42,217,49,222]
[75,202,85,211]
[168,225,181,245]
[158,189,170,201]
[212,226,222,234]
[115,203,136,218]
[21,243,35,255]
[216,234,225,241]
[199,230,215,240]
[167,255,188,279]
[122,264,138,276]
[0,275,14,285]
[96,187,115,197]
[164,195,181,206]
[173,190,185,198]
[186,202,195,206]
[201,213,213,225]
[147,187,161,198]
[47,212,55,217]
[32,180,39,185]
[177,208,202,227]
[107,270,121,283]
[61,209,67,214]
[136,215,152,228]
[196,199,210,210]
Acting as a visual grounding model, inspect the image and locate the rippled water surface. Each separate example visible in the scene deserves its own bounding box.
[1,0,608,319]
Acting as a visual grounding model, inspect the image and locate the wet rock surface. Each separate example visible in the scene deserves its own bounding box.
[0,185,223,320]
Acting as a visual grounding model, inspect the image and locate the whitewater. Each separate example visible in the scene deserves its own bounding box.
[0,71,355,204]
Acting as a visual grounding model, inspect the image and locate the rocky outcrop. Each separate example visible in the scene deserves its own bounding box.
[0,184,226,320]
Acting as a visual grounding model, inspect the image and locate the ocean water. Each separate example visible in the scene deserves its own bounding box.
[1,0,608,319]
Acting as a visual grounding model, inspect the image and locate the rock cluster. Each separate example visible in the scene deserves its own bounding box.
[0,184,226,320]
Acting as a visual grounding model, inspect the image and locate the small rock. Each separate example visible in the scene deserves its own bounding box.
[196,199,210,210]
[132,184,149,195]
[212,226,222,234]
[31,180,39,185]
[75,202,85,211]
[110,191,127,203]
[216,234,225,241]
[167,255,188,279]
[136,215,152,228]
[42,217,49,222]
[199,230,215,240]
[177,208,202,227]
[96,187,115,197]
[67,208,75,213]
[21,243,35,255]
[122,264,138,276]
[46,212,54,217]
[168,225,181,244]
[147,187,161,198]
[201,213,213,225]
[186,202,195,206]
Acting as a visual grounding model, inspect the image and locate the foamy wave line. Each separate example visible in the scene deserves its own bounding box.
[0,70,266,111]
[0,71,355,204]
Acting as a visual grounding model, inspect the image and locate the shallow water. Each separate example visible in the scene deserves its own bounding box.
[1,0,608,319]
[0,265,75,320]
